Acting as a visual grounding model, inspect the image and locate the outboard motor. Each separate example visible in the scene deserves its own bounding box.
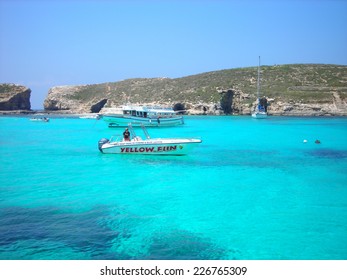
[98,138,109,152]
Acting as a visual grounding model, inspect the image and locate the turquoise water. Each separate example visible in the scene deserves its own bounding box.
[0,115,347,260]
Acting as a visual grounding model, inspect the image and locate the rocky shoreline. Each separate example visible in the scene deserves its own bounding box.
[2,102,347,117]
[2,107,347,117]
[2,64,347,116]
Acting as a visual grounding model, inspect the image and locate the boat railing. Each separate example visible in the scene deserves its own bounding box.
[109,135,122,142]
[142,106,173,110]
[108,122,151,143]
[141,124,151,139]
[128,122,151,139]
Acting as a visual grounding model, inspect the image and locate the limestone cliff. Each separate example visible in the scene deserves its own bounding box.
[43,85,92,113]
[0,84,31,111]
[43,64,347,116]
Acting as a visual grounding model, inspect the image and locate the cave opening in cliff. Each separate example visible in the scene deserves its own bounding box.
[90,99,108,113]
[173,103,185,114]
[259,97,268,112]
[220,90,234,114]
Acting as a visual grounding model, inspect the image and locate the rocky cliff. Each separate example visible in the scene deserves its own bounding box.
[0,84,31,111]
[43,64,347,115]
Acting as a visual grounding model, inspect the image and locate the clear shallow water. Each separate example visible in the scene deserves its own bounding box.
[0,115,346,260]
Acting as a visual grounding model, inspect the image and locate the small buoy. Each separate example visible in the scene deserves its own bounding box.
[303,139,307,143]
[315,140,321,144]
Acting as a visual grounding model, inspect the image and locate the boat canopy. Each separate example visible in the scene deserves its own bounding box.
[122,105,177,117]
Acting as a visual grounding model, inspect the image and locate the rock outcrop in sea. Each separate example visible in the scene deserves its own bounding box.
[0,84,31,111]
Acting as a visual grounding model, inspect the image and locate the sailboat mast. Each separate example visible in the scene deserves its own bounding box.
[257,56,261,100]
[252,56,267,118]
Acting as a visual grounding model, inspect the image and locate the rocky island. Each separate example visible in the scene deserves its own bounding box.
[43,64,347,116]
[2,64,347,116]
[0,84,31,113]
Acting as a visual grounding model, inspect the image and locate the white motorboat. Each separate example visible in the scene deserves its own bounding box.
[252,56,268,119]
[100,105,184,127]
[98,123,201,155]
[30,117,50,122]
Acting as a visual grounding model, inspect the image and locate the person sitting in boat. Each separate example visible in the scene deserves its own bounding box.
[123,128,130,141]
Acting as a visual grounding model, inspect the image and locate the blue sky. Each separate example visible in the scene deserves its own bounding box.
[1,0,347,109]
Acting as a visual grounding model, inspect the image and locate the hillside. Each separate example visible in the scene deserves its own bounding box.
[43,64,347,115]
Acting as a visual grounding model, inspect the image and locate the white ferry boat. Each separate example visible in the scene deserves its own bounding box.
[98,123,201,155]
[100,105,184,127]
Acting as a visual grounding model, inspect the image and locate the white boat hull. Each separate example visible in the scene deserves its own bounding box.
[30,118,49,122]
[252,111,268,119]
[99,138,201,155]
[102,115,184,127]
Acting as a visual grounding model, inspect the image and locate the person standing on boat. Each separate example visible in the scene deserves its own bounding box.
[123,128,130,141]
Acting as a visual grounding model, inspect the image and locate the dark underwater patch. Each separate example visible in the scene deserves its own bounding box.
[0,206,238,260]
[306,149,347,159]
[0,206,121,259]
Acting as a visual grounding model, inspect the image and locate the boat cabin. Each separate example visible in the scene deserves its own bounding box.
[122,106,177,119]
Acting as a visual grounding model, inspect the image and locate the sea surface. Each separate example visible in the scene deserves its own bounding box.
[0,115,347,260]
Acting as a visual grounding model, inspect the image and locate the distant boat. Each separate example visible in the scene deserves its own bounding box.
[98,123,201,155]
[79,114,100,119]
[100,105,184,127]
[252,57,268,119]
[30,117,49,122]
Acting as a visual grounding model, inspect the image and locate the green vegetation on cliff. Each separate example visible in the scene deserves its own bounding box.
[66,64,347,104]
[0,84,21,94]
[44,64,347,115]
